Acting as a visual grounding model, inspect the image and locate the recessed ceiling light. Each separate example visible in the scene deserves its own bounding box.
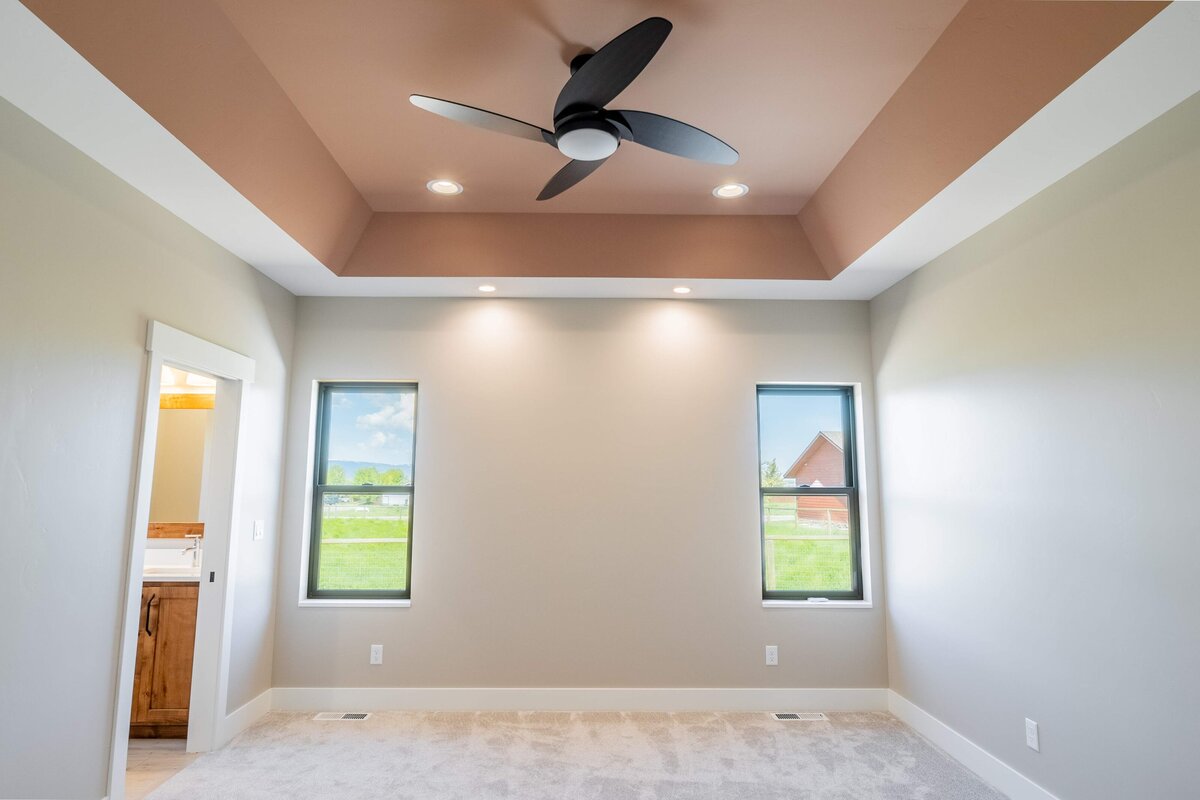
[673,286,692,295]
[712,182,749,199]
[478,284,497,293]
[427,179,463,195]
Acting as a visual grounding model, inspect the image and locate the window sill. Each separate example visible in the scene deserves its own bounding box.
[299,598,411,608]
[763,599,873,609]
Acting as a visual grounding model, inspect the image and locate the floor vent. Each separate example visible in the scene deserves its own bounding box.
[773,712,828,721]
[313,712,371,721]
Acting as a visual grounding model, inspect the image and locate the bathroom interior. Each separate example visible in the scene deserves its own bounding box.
[125,365,215,797]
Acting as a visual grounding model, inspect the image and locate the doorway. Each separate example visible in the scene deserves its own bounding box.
[124,365,212,798]
[109,321,256,800]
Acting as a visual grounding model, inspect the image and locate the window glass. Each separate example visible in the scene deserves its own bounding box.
[315,493,410,592]
[321,387,415,486]
[761,494,853,593]
[758,391,846,488]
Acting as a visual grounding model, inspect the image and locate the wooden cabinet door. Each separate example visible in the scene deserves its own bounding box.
[131,583,198,727]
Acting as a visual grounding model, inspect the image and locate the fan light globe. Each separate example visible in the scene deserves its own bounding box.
[556,121,620,161]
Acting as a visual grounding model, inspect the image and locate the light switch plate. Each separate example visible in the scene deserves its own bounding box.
[1025,718,1040,752]
[252,520,265,540]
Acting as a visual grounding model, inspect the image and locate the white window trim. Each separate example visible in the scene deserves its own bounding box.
[299,599,412,608]
[755,381,874,607]
[762,599,873,609]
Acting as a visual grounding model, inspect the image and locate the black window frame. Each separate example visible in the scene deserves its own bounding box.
[756,385,863,601]
[307,381,417,600]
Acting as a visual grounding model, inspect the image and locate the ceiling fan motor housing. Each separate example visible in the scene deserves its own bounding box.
[555,116,620,161]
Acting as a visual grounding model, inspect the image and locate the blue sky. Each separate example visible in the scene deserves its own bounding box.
[757,392,843,473]
[324,387,838,476]
[327,389,415,468]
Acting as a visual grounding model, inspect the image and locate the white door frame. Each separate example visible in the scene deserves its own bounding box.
[107,321,255,800]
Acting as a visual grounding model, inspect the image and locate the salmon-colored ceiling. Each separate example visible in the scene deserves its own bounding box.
[17,0,1166,283]
[213,0,965,215]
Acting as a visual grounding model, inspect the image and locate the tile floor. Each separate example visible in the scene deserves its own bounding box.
[125,739,198,800]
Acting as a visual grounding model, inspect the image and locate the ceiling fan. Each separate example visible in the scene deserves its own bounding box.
[409,17,738,201]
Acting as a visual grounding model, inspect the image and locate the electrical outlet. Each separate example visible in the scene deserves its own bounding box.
[370,644,383,665]
[252,520,265,541]
[1025,718,1040,752]
[765,645,779,666]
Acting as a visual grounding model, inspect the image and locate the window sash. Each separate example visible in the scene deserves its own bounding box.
[308,382,416,600]
[759,489,861,600]
[757,385,862,601]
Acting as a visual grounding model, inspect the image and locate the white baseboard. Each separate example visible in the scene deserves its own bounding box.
[887,690,1060,800]
[216,688,274,747]
[271,687,888,713]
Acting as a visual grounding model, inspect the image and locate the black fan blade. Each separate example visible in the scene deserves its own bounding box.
[611,110,738,165]
[536,158,609,200]
[410,95,552,144]
[554,18,672,120]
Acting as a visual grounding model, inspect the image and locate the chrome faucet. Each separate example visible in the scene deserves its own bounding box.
[182,534,203,568]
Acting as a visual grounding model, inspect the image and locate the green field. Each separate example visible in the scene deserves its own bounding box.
[316,505,410,591]
[763,520,852,592]
[314,505,848,593]
[317,541,408,591]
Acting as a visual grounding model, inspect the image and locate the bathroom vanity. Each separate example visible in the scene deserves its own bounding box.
[131,526,203,739]
[130,580,198,738]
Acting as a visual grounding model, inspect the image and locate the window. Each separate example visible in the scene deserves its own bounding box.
[756,385,861,600]
[308,382,417,600]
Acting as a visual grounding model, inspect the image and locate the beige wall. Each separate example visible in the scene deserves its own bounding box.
[149,407,211,522]
[272,298,886,690]
[0,98,295,800]
[870,93,1200,798]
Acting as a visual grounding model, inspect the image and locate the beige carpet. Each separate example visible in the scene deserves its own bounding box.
[146,711,1003,799]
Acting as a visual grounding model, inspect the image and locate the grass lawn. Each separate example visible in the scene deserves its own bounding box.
[764,520,852,591]
[317,541,408,591]
[316,508,409,591]
[313,506,848,593]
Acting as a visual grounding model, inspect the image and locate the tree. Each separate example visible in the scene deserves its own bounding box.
[761,459,785,487]
[354,466,380,485]
[379,468,407,486]
[326,464,347,485]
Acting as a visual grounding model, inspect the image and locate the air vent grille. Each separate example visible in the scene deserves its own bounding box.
[773,712,828,721]
[313,712,371,721]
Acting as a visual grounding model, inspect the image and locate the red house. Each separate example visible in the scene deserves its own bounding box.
[783,431,848,528]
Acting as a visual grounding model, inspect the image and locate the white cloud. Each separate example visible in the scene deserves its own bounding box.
[356,394,415,431]
[369,431,397,448]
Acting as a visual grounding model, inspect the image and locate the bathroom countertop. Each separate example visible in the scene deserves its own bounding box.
[142,567,202,582]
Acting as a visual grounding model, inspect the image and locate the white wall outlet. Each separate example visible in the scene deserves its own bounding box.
[252,520,265,541]
[370,644,383,665]
[1025,718,1040,752]
[765,645,779,666]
